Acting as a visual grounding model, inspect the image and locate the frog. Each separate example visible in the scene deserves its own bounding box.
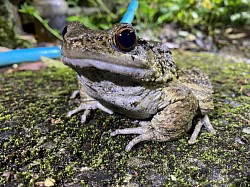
[61,22,216,151]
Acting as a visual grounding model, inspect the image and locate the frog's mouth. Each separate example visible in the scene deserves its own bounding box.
[62,56,155,80]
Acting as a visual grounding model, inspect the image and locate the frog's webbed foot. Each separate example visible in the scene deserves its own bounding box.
[67,100,113,123]
[188,115,216,145]
[111,115,216,151]
[111,84,216,151]
[111,122,162,151]
[68,87,113,123]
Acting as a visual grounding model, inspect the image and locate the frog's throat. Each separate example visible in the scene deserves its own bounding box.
[62,56,155,81]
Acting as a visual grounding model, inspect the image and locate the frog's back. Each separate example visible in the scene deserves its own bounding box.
[178,68,213,114]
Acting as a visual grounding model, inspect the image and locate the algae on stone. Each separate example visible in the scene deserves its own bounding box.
[0,52,249,186]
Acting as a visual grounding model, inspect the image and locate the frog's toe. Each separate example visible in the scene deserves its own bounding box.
[110,126,154,151]
[125,132,155,151]
[80,109,90,123]
[67,101,113,122]
[67,103,87,117]
[203,115,216,134]
[110,126,150,136]
[69,90,80,99]
[188,115,216,145]
[110,125,165,151]
[188,120,203,145]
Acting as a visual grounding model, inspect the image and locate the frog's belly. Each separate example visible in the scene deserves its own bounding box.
[79,75,167,119]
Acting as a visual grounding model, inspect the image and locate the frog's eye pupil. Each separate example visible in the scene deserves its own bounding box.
[114,27,136,52]
[117,29,136,49]
[61,25,68,39]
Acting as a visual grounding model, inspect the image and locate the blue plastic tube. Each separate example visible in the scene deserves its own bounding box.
[0,46,61,67]
[120,0,138,23]
[0,0,139,67]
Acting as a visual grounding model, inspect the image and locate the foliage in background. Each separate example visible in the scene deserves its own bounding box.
[19,0,249,36]
[135,0,250,33]
[19,3,62,40]
[67,0,249,34]
[66,0,127,30]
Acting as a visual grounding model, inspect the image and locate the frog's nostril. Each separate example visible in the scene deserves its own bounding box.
[61,25,68,39]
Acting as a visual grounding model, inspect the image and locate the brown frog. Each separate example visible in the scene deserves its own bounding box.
[61,22,216,151]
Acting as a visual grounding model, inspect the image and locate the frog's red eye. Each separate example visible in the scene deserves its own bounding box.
[113,27,136,52]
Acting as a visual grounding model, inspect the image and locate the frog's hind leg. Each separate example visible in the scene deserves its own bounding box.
[188,115,216,144]
[111,121,173,151]
[111,83,199,151]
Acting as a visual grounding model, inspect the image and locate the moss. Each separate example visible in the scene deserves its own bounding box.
[0,51,250,186]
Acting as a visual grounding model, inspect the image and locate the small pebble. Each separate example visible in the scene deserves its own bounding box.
[235,137,245,145]
[242,127,250,134]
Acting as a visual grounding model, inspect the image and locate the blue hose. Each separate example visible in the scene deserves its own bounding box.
[0,46,61,67]
[0,0,138,67]
[120,0,138,23]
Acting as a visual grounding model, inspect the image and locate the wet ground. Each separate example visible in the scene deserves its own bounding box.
[0,50,249,186]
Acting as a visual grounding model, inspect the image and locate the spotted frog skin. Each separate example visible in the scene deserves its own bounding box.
[61,22,216,151]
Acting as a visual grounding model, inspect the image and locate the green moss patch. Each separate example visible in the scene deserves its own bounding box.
[0,52,249,186]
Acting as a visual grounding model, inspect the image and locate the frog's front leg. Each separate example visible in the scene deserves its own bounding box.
[67,76,113,123]
[111,84,202,151]
[67,99,113,123]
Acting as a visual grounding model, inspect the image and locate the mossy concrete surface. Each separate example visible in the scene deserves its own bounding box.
[0,51,249,186]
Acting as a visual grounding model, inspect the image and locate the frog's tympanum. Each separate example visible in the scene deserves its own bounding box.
[61,22,216,151]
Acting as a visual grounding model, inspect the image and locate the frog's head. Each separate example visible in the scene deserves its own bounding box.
[61,22,177,83]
